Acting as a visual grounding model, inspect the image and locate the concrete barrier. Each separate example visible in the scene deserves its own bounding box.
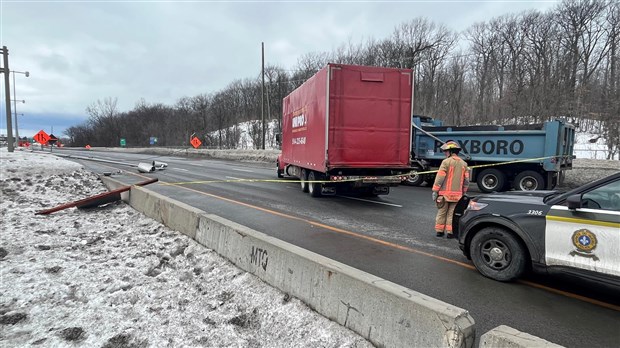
[101,176,476,347]
[197,213,476,347]
[480,326,564,348]
[100,176,564,347]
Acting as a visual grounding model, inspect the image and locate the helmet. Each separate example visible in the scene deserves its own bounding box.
[440,141,461,151]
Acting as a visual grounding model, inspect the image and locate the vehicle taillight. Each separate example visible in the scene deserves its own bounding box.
[467,201,488,211]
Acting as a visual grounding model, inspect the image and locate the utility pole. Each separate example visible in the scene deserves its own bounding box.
[12,72,18,147]
[1,46,14,152]
[261,42,265,150]
[12,70,29,148]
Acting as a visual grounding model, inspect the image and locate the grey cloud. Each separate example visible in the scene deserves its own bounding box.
[2,1,557,128]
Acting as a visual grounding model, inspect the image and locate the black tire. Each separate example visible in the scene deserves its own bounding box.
[476,169,507,193]
[546,172,558,190]
[424,176,435,187]
[308,171,322,197]
[276,161,284,178]
[469,227,527,282]
[513,171,544,191]
[403,165,425,186]
[300,169,309,192]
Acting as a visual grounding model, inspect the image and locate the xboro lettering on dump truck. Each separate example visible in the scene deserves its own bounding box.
[434,140,525,155]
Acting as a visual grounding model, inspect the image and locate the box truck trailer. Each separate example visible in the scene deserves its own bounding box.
[276,64,413,197]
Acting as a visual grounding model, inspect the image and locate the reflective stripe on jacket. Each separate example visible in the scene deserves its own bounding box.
[432,155,470,202]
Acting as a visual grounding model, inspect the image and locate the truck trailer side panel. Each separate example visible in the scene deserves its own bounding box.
[282,68,328,172]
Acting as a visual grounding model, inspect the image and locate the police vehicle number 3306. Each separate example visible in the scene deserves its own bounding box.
[454,172,620,286]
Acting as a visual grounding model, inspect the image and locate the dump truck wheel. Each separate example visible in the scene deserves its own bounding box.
[477,169,506,193]
[403,165,425,186]
[513,171,544,191]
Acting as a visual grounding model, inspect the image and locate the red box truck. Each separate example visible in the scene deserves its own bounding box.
[276,63,413,197]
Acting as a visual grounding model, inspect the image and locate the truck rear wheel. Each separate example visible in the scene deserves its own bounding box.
[276,161,284,178]
[300,169,309,192]
[513,171,544,191]
[308,171,322,197]
[477,169,506,193]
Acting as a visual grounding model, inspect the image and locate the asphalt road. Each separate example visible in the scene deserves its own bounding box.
[49,148,620,347]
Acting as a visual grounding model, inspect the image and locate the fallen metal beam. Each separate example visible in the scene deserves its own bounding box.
[35,178,158,215]
[137,162,155,173]
[153,161,168,170]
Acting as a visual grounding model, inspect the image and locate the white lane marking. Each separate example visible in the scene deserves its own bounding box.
[171,168,189,172]
[339,196,402,207]
[231,168,254,173]
[226,176,243,180]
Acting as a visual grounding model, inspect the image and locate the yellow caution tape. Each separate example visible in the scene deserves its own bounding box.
[157,155,570,186]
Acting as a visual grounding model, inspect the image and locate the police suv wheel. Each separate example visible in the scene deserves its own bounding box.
[469,227,527,282]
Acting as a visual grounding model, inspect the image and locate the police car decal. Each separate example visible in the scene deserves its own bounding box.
[545,206,620,277]
[570,229,599,261]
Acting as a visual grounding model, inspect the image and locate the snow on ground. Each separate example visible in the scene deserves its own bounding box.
[573,132,618,160]
[0,149,372,348]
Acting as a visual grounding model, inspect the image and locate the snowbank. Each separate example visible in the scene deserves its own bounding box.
[0,149,371,347]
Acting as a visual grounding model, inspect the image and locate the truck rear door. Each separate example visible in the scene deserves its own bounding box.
[327,65,412,169]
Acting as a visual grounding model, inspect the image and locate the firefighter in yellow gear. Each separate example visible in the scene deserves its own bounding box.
[432,141,470,238]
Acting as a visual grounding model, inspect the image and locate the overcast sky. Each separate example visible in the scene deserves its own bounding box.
[1,0,558,138]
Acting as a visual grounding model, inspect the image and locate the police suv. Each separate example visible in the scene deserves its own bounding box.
[454,172,620,286]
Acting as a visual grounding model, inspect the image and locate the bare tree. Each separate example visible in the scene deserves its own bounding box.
[555,0,609,117]
[85,97,120,146]
[466,22,498,121]
[602,0,620,158]
[76,0,618,158]
[417,24,457,116]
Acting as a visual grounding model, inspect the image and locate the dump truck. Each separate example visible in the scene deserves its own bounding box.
[276,63,413,197]
[405,116,575,193]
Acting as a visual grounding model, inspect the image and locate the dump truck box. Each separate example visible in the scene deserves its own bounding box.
[407,116,576,192]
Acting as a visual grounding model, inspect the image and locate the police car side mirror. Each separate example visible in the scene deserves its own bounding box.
[567,194,582,210]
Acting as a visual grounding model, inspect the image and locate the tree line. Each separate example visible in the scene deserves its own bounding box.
[65,0,619,159]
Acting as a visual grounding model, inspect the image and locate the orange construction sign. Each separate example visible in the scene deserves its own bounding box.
[190,136,202,149]
[33,130,50,145]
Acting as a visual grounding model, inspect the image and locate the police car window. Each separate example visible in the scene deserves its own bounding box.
[582,179,620,212]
